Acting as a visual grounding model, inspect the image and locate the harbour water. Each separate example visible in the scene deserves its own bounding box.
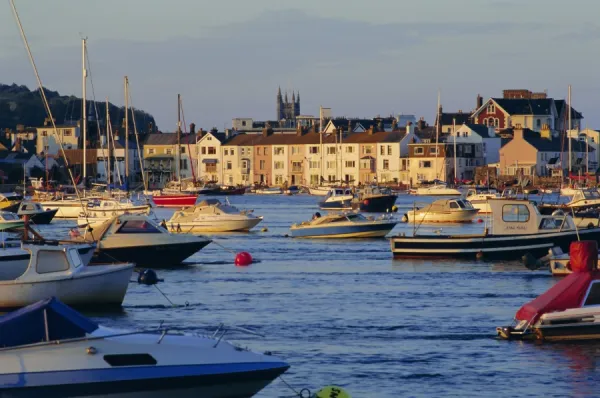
[40,194,600,397]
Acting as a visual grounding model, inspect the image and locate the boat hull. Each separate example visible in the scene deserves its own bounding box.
[93,240,211,267]
[168,217,263,233]
[38,202,84,219]
[291,222,397,238]
[307,187,331,196]
[319,199,353,210]
[19,209,58,224]
[355,195,397,212]
[390,228,600,259]
[152,195,198,208]
[404,209,479,223]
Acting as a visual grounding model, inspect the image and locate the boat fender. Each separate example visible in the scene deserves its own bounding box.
[235,251,253,266]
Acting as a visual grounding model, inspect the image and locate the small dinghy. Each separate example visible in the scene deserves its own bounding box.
[402,199,479,223]
[167,199,263,232]
[0,298,289,396]
[498,241,600,341]
[0,240,133,309]
[17,201,58,224]
[290,212,398,238]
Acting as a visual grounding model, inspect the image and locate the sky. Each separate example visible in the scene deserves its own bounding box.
[1,0,600,131]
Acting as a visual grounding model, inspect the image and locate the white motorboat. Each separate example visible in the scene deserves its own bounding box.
[307,186,333,196]
[253,187,282,195]
[290,212,398,238]
[167,199,263,233]
[560,186,582,197]
[84,198,151,217]
[402,199,479,223]
[0,297,289,396]
[564,188,600,210]
[37,198,87,219]
[498,241,600,341]
[465,189,500,214]
[410,183,462,196]
[318,188,354,210]
[73,214,211,267]
[0,240,133,309]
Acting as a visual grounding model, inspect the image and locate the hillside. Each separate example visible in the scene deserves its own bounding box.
[0,83,157,133]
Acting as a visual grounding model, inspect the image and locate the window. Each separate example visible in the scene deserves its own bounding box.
[36,250,69,273]
[464,145,472,154]
[41,130,48,136]
[414,147,424,155]
[259,160,266,170]
[117,220,161,234]
[537,119,541,128]
[256,147,260,155]
[292,146,301,155]
[68,248,83,268]
[363,146,373,154]
[242,120,247,126]
[327,161,336,169]
[148,148,155,155]
[387,145,392,155]
[327,147,336,155]
[104,354,157,367]
[494,118,499,127]
[309,146,319,154]
[383,159,389,170]
[207,136,212,140]
[419,161,432,168]
[63,129,72,136]
[310,161,320,169]
[380,146,385,155]
[224,149,229,155]
[310,174,320,184]
[201,147,206,155]
[263,147,268,155]
[429,147,438,155]
[584,282,600,306]
[242,160,249,169]
[487,104,495,113]
[274,147,284,155]
[226,161,232,170]
[450,202,459,209]
[345,161,356,168]
[275,175,283,185]
[181,159,188,170]
[346,146,354,153]
[206,163,217,173]
[181,146,186,154]
[502,204,530,222]
[292,161,302,172]
[274,161,284,169]
[208,147,216,155]
[165,148,173,155]
[240,148,245,156]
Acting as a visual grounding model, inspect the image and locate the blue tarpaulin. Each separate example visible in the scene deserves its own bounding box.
[0,297,98,348]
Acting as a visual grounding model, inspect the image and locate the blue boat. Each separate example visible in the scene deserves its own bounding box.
[290,212,398,238]
[0,298,289,397]
[318,188,354,210]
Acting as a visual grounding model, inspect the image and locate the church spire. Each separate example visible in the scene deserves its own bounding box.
[292,91,295,103]
[284,91,288,103]
[296,91,300,103]
[277,86,282,98]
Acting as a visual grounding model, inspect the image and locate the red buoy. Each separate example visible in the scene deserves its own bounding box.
[477,218,484,223]
[235,251,253,266]
[363,199,369,206]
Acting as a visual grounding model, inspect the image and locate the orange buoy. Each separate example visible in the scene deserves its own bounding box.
[363,199,369,206]
[235,251,253,266]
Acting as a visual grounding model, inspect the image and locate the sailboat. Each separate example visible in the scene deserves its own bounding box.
[560,85,580,197]
[151,94,199,208]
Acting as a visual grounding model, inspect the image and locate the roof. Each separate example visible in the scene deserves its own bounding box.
[555,99,584,120]
[517,129,594,152]
[493,98,554,116]
[143,132,201,146]
[437,112,471,126]
[344,130,404,144]
[464,124,493,138]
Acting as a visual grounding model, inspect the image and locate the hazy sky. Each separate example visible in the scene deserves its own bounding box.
[2,0,600,131]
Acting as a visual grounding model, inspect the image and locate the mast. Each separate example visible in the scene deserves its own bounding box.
[177,94,181,186]
[568,85,572,182]
[435,90,440,180]
[340,127,343,184]
[453,118,457,184]
[105,97,111,187]
[319,105,323,185]
[82,38,87,181]
[124,76,129,189]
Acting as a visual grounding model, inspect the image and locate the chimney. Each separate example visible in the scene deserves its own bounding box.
[262,127,268,137]
[476,94,483,109]
[190,123,196,134]
[417,117,426,131]
[540,123,551,139]
[406,121,415,136]
[224,129,231,140]
[391,118,398,131]
[377,120,383,131]
[513,125,524,140]
[368,125,375,135]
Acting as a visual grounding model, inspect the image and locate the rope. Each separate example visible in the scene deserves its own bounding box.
[209,239,237,255]
[278,376,311,398]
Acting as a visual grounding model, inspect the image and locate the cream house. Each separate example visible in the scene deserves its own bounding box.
[36,123,80,155]
[196,130,226,183]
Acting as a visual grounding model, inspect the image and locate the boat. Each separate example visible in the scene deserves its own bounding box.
[564,188,600,210]
[0,192,22,212]
[198,184,246,196]
[253,187,282,195]
[560,186,581,197]
[353,185,397,213]
[151,193,198,208]
[0,240,133,309]
[73,214,211,267]
[37,197,89,219]
[390,198,600,259]
[307,186,332,196]
[290,212,398,238]
[0,211,25,230]
[0,297,289,396]
[318,188,354,210]
[464,189,502,214]
[167,199,263,232]
[84,198,151,217]
[410,181,462,196]
[402,198,479,223]
[497,241,600,341]
[16,202,58,224]
[284,185,300,195]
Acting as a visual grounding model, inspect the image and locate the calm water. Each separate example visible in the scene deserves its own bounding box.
[40,194,600,398]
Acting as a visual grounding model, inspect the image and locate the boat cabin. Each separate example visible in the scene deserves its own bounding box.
[18,202,45,214]
[309,212,367,226]
[488,199,577,235]
[327,188,353,197]
[181,199,245,215]
[569,189,600,204]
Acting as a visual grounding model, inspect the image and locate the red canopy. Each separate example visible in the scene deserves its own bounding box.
[515,241,599,324]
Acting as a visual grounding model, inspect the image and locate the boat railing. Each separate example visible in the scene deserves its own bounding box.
[211,322,265,348]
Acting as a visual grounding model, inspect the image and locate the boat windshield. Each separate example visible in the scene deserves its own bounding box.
[346,213,367,222]
[583,190,600,199]
[0,213,20,221]
[116,220,162,234]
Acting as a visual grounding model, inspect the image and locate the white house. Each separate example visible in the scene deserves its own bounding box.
[451,124,501,165]
[196,130,226,183]
[36,123,80,155]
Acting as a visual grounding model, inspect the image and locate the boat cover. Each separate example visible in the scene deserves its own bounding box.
[0,297,98,348]
[516,241,599,324]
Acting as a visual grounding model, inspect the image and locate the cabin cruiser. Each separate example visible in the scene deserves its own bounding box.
[538,189,600,215]
[498,241,600,341]
[16,202,58,224]
[73,214,211,267]
[167,199,263,232]
[390,198,600,259]
[290,212,398,238]
[465,189,501,214]
[0,298,289,397]
[0,192,22,212]
[402,198,479,223]
[353,186,397,213]
[319,188,354,210]
[409,181,462,196]
[0,241,133,309]
[84,198,151,217]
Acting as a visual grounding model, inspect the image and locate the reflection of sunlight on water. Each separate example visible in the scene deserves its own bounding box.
[28,193,600,397]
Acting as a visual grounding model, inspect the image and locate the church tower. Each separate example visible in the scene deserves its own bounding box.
[276,87,283,120]
[276,87,301,122]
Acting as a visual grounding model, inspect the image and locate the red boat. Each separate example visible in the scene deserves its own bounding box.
[151,194,198,208]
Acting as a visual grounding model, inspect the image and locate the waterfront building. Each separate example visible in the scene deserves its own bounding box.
[35,121,80,155]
